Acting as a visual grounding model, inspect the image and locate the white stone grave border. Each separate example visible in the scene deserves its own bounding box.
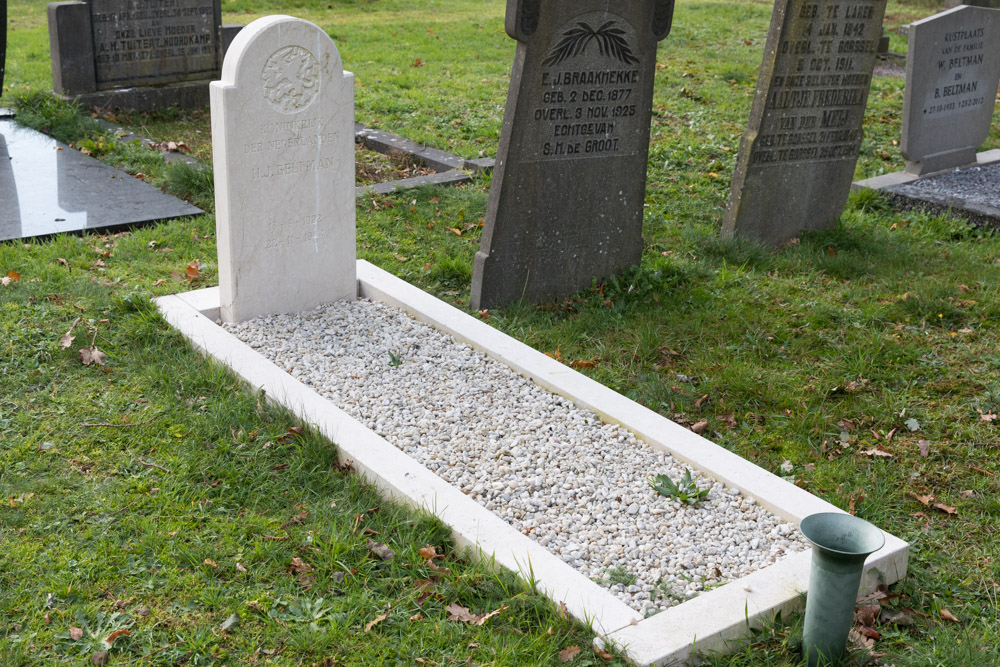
[155,260,908,666]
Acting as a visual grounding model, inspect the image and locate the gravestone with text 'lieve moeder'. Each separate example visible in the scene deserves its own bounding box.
[723,0,887,246]
[900,6,1000,175]
[47,0,241,110]
[471,0,675,309]
[211,15,355,323]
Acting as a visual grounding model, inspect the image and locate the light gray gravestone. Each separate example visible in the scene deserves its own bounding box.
[900,6,1000,175]
[723,0,887,246]
[211,15,356,323]
[471,0,675,309]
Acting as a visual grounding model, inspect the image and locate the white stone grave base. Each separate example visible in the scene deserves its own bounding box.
[156,260,908,666]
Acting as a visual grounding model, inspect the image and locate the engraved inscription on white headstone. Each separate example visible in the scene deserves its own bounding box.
[211,16,356,323]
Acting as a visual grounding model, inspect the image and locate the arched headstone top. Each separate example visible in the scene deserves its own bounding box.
[220,14,345,101]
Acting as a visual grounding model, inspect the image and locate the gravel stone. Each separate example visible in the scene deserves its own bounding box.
[224,298,810,614]
[901,161,1000,210]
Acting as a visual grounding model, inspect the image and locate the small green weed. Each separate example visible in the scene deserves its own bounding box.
[604,566,637,587]
[388,349,403,367]
[649,468,710,505]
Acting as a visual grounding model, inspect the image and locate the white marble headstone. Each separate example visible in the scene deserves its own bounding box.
[211,15,355,323]
[901,6,1000,175]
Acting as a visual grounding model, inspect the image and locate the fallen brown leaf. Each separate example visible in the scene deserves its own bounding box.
[427,560,451,575]
[690,419,709,434]
[418,545,440,561]
[105,629,130,644]
[445,602,474,623]
[855,604,880,626]
[569,358,598,369]
[908,492,934,507]
[859,447,893,458]
[594,646,614,660]
[367,539,395,561]
[57,258,71,271]
[70,626,84,640]
[880,607,916,626]
[848,627,874,650]
[932,502,957,515]
[473,604,507,626]
[940,608,960,622]
[917,439,930,458]
[558,645,581,662]
[856,625,881,640]
[365,610,389,632]
[78,346,107,366]
[409,612,423,622]
[289,557,313,573]
[185,260,202,281]
[694,393,709,409]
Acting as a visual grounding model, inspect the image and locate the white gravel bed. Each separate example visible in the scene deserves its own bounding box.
[224,298,810,615]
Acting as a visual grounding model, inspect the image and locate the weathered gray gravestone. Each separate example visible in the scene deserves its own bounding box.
[471,0,675,309]
[211,15,356,323]
[47,0,241,110]
[900,6,1000,175]
[723,0,887,246]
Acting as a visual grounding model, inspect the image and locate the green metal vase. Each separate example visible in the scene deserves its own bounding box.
[800,512,885,666]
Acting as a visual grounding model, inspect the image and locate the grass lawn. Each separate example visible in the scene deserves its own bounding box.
[3,0,1000,665]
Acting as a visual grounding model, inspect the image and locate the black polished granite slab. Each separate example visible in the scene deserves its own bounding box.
[0,117,203,242]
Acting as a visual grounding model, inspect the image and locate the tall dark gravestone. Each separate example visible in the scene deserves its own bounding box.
[47,0,241,110]
[471,0,674,309]
[723,0,887,246]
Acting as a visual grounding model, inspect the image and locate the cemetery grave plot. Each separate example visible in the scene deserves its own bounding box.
[853,5,1000,231]
[354,145,435,185]
[163,13,907,665]
[221,295,812,616]
[0,114,202,242]
[876,156,1000,231]
[159,264,909,666]
[88,112,481,192]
